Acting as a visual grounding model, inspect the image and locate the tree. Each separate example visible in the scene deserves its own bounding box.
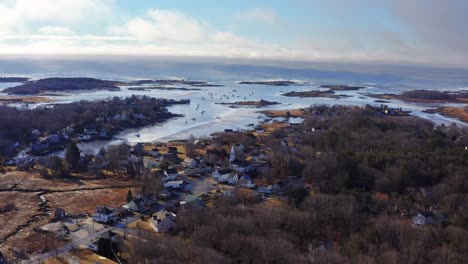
[126,190,133,203]
[65,142,80,169]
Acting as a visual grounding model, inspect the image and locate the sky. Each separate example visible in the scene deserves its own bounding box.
[0,0,467,66]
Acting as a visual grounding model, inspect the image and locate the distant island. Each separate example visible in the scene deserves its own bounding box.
[238,80,298,86]
[282,90,349,99]
[217,99,280,108]
[127,86,201,91]
[370,89,468,103]
[4,78,121,95]
[0,77,30,83]
[320,84,365,90]
[132,79,223,87]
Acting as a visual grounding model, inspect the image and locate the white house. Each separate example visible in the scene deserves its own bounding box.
[230,159,249,173]
[213,169,239,185]
[163,168,179,181]
[183,158,199,168]
[92,206,115,223]
[163,180,184,190]
[213,168,235,183]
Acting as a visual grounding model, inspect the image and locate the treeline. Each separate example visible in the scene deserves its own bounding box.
[0,95,181,157]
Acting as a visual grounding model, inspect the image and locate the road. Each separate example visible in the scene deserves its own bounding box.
[27,214,142,263]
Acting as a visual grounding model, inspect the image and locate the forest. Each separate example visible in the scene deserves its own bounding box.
[131,105,468,264]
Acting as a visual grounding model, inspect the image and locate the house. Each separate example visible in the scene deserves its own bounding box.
[182,194,204,208]
[98,129,111,140]
[257,186,273,195]
[161,153,180,163]
[213,168,235,183]
[31,141,49,154]
[152,210,176,232]
[230,159,249,173]
[163,180,184,190]
[183,183,195,194]
[148,148,161,157]
[123,198,146,212]
[53,208,67,220]
[143,157,159,168]
[258,184,282,195]
[412,212,443,226]
[93,206,115,223]
[113,114,127,121]
[238,175,256,189]
[84,128,98,135]
[159,188,173,200]
[168,147,178,154]
[163,168,179,181]
[183,157,199,168]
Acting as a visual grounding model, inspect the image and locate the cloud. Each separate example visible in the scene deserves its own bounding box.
[235,8,281,27]
[110,9,205,42]
[0,0,113,35]
[0,1,468,66]
[38,26,75,35]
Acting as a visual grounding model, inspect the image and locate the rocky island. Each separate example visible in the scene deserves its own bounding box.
[239,80,298,86]
[132,79,223,87]
[369,89,468,103]
[3,77,123,95]
[321,84,365,90]
[216,99,280,108]
[282,90,349,98]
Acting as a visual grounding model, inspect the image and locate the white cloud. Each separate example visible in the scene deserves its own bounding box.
[0,0,113,35]
[110,9,205,42]
[38,26,75,35]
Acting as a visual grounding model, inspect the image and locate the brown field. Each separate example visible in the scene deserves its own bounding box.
[261,109,309,118]
[437,107,468,123]
[0,171,140,191]
[0,96,55,104]
[46,187,140,215]
[0,192,42,243]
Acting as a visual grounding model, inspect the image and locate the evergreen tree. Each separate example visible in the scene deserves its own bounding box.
[126,190,133,203]
[65,142,80,169]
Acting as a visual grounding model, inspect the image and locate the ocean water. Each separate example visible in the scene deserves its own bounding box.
[1,57,467,152]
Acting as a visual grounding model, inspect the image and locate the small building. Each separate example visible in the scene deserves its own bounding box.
[168,147,178,154]
[182,194,204,208]
[84,128,98,135]
[53,208,67,220]
[163,168,179,181]
[152,210,176,232]
[412,212,443,226]
[161,153,180,163]
[183,158,199,168]
[213,168,235,183]
[163,180,184,190]
[123,198,146,212]
[93,206,115,223]
[230,159,249,173]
